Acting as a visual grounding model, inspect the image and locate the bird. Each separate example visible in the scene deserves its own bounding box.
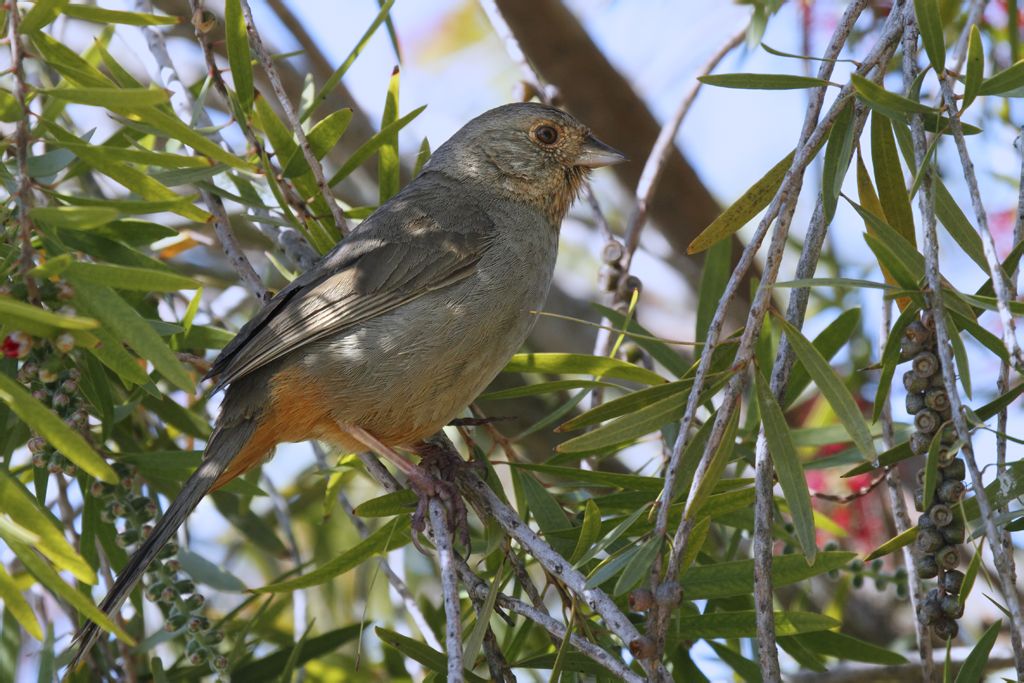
[66,101,625,672]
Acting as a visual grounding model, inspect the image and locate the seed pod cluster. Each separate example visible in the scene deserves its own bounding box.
[91,465,227,678]
[899,314,967,639]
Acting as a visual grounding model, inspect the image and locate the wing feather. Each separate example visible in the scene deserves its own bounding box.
[208,188,494,388]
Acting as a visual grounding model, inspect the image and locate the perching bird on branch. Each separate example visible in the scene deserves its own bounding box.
[67,102,624,672]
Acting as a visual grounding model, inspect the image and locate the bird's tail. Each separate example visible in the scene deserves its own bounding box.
[65,422,256,676]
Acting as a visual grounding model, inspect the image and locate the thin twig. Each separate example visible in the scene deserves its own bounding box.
[237,0,351,236]
[187,0,321,272]
[650,1,894,665]
[135,0,268,302]
[589,21,747,383]
[654,0,901,553]
[938,76,1024,370]
[261,474,307,666]
[428,498,464,683]
[904,10,1024,676]
[789,646,1016,682]
[454,558,644,683]
[7,0,40,304]
[879,301,934,680]
[454,463,670,682]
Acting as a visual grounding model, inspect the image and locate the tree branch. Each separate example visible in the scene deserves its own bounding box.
[903,9,1024,676]
[238,0,351,237]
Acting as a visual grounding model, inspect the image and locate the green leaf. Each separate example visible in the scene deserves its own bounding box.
[698,73,831,90]
[685,407,740,521]
[327,105,426,186]
[853,73,934,116]
[0,373,116,483]
[593,304,690,377]
[784,308,861,408]
[570,499,602,564]
[755,370,816,563]
[556,390,687,454]
[0,563,42,641]
[66,277,194,392]
[40,87,169,108]
[281,109,353,177]
[954,620,1001,683]
[375,627,488,683]
[959,542,982,603]
[935,180,989,272]
[853,75,982,133]
[914,0,946,73]
[257,516,410,592]
[64,262,199,292]
[979,59,1024,96]
[413,136,431,177]
[300,0,395,123]
[675,610,839,640]
[504,352,665,385]
[41,122,209,223]
[613,536,661,595]
[0,297,98,332]
[870,113,916,244]
[822,99,855,223]
[681,551,855,599]
[177,550,246,592]
[696,239,732,348]
[4,537,132,643]
[0,90,23,122]
[54,141,213,169]
[353,490,417,517]
[29,206,119,230]
[481,379,617,401]
[516,464,662,493]
[379,67,401,203]
[688,150,792,254]
[223,0,254,116]
[0,470,95,583]
[20,0,69,33]
[62,4,181,25]
[796,630,907,665]
[774,315,876,460]
[963,25,984,109]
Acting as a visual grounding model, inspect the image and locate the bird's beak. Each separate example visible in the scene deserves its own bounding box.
[576,135,627,168]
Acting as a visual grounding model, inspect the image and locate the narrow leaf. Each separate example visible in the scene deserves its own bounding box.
[257,516,410,592]
[0,373,115,483]
[223,0,254,116]
[774,316,877,460]
[755,370,816,563]
[954,620,1001,683]
[379,67,401,203]
[914,0,946,73]
[698,73,831,90]
[963,25,983,109]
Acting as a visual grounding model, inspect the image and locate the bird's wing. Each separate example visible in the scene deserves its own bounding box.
[208,202,495,389]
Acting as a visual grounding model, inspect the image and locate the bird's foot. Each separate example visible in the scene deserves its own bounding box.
[410,440,471,551]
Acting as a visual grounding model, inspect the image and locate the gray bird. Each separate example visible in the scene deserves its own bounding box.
[68,102,624,673]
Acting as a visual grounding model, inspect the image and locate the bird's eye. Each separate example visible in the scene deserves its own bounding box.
[533,125,559,146]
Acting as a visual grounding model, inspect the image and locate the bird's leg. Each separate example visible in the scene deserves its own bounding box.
[413,438,470,549]
[341,424,456,549]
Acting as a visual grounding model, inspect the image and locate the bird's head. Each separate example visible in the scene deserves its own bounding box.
[424,102,625,225]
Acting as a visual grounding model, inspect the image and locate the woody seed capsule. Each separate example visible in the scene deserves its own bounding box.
[937,479,966,504]
[906,392,926,414]
[904,320,932,346]
[928,503,954,527]
[940,458,966,481]
[936,545,960,570]
[916,527,945,553]
[924,388,950,412]
[903,370,930,393]
[915,553,939,579]
[912,351,940,378]
[941,569,965,595]
[933,617,959,640]
[914,409,941,434]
